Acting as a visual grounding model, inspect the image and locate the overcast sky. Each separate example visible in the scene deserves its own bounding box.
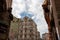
[12,0,48,37]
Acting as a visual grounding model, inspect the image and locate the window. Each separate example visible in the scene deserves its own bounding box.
[20,30,22,32]
[30,29,33,32]
[20,35,22,38]
[25,30,26,32]
[59,21,60,25]
[25,35,26,37]
[25,28,27,32]
[57,14,60,19]
[30,35,31,37]
[0,23,8,33]
[0,0,3,12]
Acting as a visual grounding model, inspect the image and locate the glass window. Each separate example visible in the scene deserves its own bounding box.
[30,29,33,32]
[25,30,26,32]
[59,21,60,25]
[57,14,60,19]
[0,0,3,12]
[30,35,31,37]
[25,35,26,37]
[20,30,22,32]
[20,35,22,38]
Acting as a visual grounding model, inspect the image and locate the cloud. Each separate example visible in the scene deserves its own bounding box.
[20,11,34,18]
[12,0,48,36]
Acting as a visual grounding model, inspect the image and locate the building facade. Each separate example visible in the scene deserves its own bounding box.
[9,16,41,40]
[50,0,60,40]
[42,33,50,40]
[42,0,59,40]
[0,0,13,40]
[9,17,21,40]
[18,16,40,40]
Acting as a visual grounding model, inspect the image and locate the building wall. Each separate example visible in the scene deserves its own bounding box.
[18,16,40,40]
[42,33,50,40]
[0,0,13,40]
[42,0,58,40]
[9,16,41,40]
[50,0,60,40]
[9,17,21,40]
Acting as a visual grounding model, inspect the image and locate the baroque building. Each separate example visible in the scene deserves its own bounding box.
[9,16,41,40]
[0,0,13,40]
[18,16,40,40]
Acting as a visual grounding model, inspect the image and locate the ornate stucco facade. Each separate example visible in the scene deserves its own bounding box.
[9,16,41,40]
[18,16,40,40]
